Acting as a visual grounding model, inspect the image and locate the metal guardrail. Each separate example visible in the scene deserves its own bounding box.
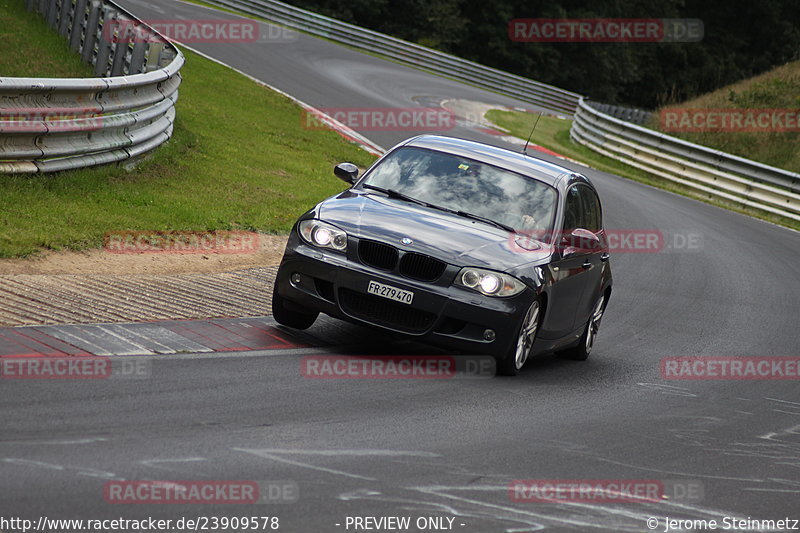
[203,0,582,116]
[586,102,652,126]
[571,98,800,222]
[0,0,184,174]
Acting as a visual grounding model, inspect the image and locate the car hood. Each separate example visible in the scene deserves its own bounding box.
[317,192,551,270]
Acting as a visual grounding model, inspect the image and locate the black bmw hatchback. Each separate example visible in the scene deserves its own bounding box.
[272,135,612,375]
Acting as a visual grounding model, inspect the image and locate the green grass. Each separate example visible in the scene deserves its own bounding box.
[0,45,377,257]
[0,0,92,77]
[486,109,799,231]
[649,60,800,173]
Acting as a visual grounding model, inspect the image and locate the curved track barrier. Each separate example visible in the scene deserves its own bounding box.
[571,99,800,222]
[0,0,184,174]
[203,0,581,116]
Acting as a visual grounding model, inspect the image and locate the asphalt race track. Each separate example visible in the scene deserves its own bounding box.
[2,1,799,531]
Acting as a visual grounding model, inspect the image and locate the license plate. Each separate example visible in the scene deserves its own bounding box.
[367,281,414,305]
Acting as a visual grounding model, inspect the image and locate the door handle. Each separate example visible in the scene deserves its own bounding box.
[600,253,610,262]
[582,260,592,270]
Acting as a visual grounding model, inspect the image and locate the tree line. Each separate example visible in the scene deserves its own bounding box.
[283,0,800,109]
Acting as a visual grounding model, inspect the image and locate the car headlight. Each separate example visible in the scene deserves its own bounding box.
[454,267,525,297]
[298,220,348,252]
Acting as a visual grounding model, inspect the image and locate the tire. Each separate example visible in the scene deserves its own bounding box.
[558,293,606,361]
[272,288,318,330]
[496,300,541,376]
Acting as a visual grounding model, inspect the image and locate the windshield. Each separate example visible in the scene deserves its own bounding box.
[362,147,558,236]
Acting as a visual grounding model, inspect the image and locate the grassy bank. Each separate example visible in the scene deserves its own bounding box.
[649,60,800,173]
[0,13,377,257]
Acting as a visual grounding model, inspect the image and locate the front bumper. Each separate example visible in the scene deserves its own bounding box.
[274,234,536,358]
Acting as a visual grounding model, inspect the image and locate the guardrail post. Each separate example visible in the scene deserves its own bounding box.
[93,6,116,76]
[158,47,176,69]
[142,43,161,72]
[69,0,88,52]
[57,0,73,36]
[129,40,148,74]
[46,0,59,28]
[81,0,102,64]
[110,16,132,76]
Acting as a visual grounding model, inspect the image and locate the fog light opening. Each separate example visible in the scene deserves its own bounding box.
[291,273,302,285]
[483,329,496,341]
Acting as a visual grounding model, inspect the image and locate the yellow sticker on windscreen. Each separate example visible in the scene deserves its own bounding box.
[458,163,470,171]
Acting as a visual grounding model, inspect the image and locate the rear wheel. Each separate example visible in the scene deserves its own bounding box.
[558,293,606,361]
[272,288,318,330]
[496,300,541,376]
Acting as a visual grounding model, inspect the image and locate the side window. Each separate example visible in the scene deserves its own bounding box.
[563,185,583,232]
[579,186,602,232]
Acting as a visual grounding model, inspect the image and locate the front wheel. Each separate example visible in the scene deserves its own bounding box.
[496,300,541,376]
[272,289,318,330]
[558,293,606,361]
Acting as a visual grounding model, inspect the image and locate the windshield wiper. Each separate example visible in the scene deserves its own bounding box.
[362,185,457,215]
[362,184,429,207]
[455,210,516,233]
[362,185,515,232]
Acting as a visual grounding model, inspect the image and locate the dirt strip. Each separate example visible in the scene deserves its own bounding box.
[0,236,289,327]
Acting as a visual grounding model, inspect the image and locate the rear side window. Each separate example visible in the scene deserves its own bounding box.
[564,185,583,231]
[579,186,602,231]
[564,184,602,232]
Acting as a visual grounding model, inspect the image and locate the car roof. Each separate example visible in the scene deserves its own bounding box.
[401,134,574,187]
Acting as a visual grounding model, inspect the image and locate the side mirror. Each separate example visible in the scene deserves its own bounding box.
[560,228,600,258]
[334,162,359,185]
